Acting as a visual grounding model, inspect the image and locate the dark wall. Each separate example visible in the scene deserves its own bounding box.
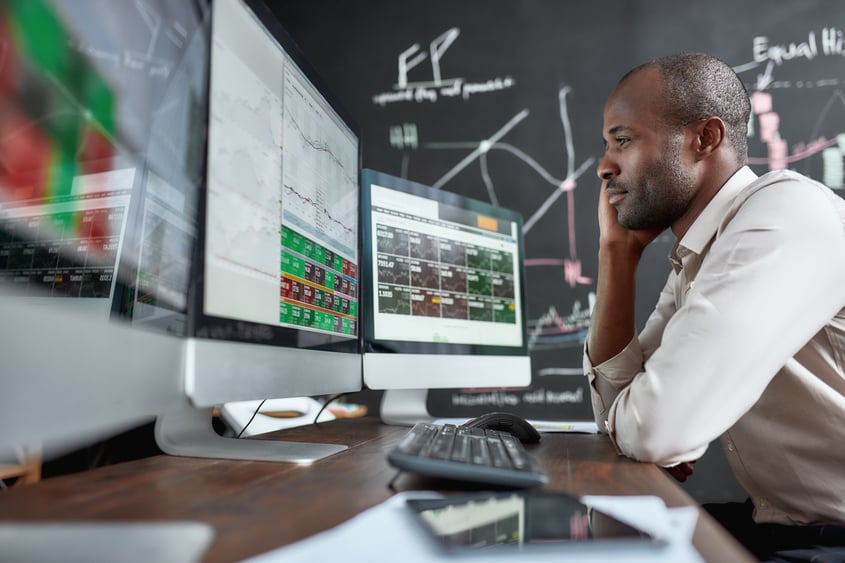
[272,0,845,421]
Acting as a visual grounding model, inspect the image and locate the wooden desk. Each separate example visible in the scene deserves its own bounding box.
[0,417,753,562]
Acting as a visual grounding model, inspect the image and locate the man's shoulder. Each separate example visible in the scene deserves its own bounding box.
[720,168,845,230]
[739,169,841,206]
[748,168,822,190]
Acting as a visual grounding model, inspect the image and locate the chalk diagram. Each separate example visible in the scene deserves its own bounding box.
[735,58,845,189]
[44,1,197,162]
[65,0,188,79]
[420,89,596,359]
[123,0,188,77]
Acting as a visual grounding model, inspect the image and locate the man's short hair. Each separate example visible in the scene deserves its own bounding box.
[622,53,751,164]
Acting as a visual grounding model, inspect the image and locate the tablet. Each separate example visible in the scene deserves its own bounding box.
[406,491,666,553]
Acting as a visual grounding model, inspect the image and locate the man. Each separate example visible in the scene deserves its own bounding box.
[585,52,845,560]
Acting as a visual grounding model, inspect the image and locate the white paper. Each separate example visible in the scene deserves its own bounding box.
[242,492,702,563]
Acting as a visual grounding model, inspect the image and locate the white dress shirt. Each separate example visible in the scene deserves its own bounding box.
[584,166,845,525]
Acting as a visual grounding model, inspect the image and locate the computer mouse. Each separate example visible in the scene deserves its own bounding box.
[462,412,541,444]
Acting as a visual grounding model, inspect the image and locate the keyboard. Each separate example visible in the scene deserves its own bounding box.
[387,422,548,488]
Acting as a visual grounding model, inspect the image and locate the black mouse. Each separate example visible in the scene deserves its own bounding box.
[462,411,541,443]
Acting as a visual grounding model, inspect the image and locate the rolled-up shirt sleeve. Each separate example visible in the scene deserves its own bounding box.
[584,337,642,429]
[584,275,710,465]
[584,276,677,458]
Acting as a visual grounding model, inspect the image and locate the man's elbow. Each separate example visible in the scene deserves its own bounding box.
[619,424,706,466]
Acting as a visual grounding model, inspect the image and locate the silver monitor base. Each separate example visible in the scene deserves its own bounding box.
[0,521,214,563]
[155,400,346,464]
[379,388,435,426]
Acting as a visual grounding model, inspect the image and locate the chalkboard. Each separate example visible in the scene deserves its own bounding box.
[268,0,845,420]
[45,0,203,153]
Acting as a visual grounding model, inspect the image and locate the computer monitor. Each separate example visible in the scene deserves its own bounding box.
[0,152,186,457]
[151,0,363,463]
[0,0,199,457]
[361,169,531,425]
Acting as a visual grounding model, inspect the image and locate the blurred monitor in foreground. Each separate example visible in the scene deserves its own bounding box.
[0,0,202,459]
[1,0,364,466]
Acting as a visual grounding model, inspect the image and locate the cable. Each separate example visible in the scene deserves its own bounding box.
[312,393,352,424]
[237,393,352,437]
[236,399,267,438]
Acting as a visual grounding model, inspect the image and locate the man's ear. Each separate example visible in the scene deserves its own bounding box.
[693,117,726,160]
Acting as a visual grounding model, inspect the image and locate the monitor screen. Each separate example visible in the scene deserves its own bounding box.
[0,160,135,316]
[151,0,363,463]
[201,0,359,343]
[361,169,530,424]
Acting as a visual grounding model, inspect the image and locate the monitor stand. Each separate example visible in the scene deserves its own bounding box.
[155,398,347,464]
[0,521,214,563]
[379,389,436,426]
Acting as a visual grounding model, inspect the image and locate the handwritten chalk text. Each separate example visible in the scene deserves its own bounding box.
[373,77,515,106]
[753,28,845,65]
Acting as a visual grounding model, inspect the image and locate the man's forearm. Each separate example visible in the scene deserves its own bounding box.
[587,246,641,365]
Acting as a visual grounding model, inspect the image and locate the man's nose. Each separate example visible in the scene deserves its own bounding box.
[596,153,618,181]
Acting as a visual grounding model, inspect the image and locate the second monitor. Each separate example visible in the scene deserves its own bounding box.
[361,169,531,424]
[152,0,363,463]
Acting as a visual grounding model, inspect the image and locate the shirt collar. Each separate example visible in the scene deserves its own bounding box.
[675,166,758,256]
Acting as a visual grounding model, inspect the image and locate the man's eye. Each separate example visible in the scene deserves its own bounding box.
[616,137,629,146]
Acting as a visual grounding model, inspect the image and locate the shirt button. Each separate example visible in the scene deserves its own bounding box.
[726,441,735,452]
[759,499,768,509]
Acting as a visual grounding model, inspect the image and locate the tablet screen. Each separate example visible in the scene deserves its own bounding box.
[406,492,663,551]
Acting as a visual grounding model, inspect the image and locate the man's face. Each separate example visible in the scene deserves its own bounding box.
[598,69,697,231]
